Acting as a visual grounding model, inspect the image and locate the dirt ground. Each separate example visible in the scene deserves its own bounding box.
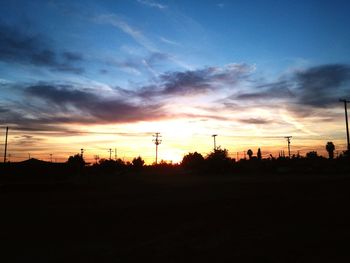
[1,173,350,262]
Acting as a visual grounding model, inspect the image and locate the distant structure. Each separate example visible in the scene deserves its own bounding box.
[284,136,292,158]
[339,99,350,150]
[108,148,113,160]
[152,132,162,164]
[3,126,8,163]
[212,134,218,151]
[80,148,84,158]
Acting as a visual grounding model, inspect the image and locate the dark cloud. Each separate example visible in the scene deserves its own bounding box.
[236,81,294,100]
[139,63,252,97]
[0,22,84,73]
[232,64,350,111]
[20,84,167,124]
[62,51,83,62]
[238,118,273,125]
[295,64,350,107]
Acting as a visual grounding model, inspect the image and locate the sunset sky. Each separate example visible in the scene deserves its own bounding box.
[1,0,350,163]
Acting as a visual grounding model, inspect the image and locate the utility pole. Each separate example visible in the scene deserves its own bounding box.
[212,134,217,151]
[94,155,99,164]
[3,127,8,163]
[152,132,162,164]
[115,148,117,160]
[284,136,292,158]
[108,148,113,160]
[339,99,350,151]
[80,148,84,158]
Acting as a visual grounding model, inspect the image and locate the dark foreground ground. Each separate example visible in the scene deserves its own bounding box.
[1,173,350,262]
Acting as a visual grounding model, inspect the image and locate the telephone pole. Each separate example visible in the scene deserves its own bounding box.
[339,99,350,151]
[152,132,162,164]
[80,148,84,158]
[212,134,217,151]
[284,136,292,158]
[108,148,113,160]
[3,127,8,163]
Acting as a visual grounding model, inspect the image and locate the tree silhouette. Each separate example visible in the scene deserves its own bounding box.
[67,154,85,167]
[247,149,253,160]
[132,156,145,169]
[325,142,335,159]
[181,152,204,171]
[67,154,85,175]
[205,148,232,173]
[257,148,262,160]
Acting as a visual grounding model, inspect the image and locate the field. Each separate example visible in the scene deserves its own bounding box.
[1,173,350,262]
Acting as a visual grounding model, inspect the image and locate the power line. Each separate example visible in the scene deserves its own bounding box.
[152,132,162,164]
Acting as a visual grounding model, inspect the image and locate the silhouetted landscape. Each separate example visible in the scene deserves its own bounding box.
[1,149,350,262]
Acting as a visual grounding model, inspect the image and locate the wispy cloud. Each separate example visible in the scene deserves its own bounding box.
[159,36,181,46]
[217,3,225,8]
[137,0,167,9]
[96,14,156,51]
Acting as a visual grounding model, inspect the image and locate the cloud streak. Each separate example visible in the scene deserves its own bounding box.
[96,14,156,51]
[137,0,167,9]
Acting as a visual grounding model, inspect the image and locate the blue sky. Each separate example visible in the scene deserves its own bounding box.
[1,0,350,162]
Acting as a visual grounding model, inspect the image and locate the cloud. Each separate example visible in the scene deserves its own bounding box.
[232,64,350,110]
[96,14,155,51]
[236,80,294,100]
[138,63,253,97]
[295,64,350,107]
[105,51,171,76]
[22,84,166,123]
[0,81,173,133]
[238,118,273,125]
[137,0,167,9]
[0,22,84,74]
[159,36,180,46]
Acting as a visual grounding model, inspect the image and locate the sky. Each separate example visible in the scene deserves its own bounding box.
[1,0,350,163]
